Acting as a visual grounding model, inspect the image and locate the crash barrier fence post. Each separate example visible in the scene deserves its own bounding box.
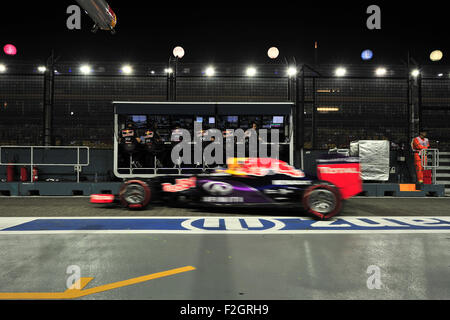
[0,146,90,183]
[420,149,439,185]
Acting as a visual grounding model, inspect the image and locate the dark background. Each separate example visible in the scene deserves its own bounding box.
[0,1,448,64]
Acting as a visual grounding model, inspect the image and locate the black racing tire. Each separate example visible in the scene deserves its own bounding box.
[302,181,342,220]
[119,180,151,210]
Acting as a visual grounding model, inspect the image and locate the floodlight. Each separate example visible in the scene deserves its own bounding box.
[287,67,297,77]
[375,68,387,76]
[121,65,133,75]
[335,67,346,77]
[205,66,215,77]
[80,65,92,74]
[246,67,257,77]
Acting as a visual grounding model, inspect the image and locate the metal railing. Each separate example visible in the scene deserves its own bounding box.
[116,142,292,177]
[0,146,90,183]
[420,148,439,184]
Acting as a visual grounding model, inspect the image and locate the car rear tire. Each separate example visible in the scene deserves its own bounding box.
[302,182,342,220]
[119,180,151,210]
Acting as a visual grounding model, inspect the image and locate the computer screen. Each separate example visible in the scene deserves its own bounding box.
[131,115,147,127]
[209,117,215,124]
[273,116,284,124]
[227,116,238,123]
[196,117,203,123]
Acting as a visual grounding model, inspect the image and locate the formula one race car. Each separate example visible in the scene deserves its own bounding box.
[91,157,362,220]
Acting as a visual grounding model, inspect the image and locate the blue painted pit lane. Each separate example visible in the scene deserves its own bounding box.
[1,216,450,233]
[2,218,187,231]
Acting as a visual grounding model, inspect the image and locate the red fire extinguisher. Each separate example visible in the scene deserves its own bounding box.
[32,167,38,182]
[7,164,15,182]
[33,167,38,182]
[20,167,28,182]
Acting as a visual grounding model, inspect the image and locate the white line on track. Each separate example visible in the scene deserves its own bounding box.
[0,217,449,235]
[0,230,449,235]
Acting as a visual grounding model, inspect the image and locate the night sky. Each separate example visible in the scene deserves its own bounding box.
[0,1,448,65]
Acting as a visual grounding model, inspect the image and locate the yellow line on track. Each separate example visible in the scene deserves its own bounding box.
[0,266,196,300]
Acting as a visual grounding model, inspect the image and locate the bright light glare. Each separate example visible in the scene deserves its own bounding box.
[375,68,387,76]
[335,67,346,77]
[317,107,340,112]
[3,44,17,56]
[246,67,257,77]
[164,68,173,74]
[267,47,279,59]
[205,66,215,77]
[287,67,297,77]
[430,50,443,62]
[38,66,47,73]
[411,69,420,77]
[0,64,6,72]
[173,46,185,59]
[80,65,91,74]
[121,65,133,75]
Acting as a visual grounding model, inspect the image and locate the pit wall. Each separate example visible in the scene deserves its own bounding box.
[0,149,445,197]
[1,149,414,183]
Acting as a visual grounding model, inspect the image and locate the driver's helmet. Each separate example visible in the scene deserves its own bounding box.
[144,130,154,139]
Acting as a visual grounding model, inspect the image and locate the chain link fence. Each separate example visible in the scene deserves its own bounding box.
[0,62,449,150]
[421,78,450,150]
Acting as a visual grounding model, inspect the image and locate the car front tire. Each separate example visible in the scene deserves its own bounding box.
[119,180,151,210]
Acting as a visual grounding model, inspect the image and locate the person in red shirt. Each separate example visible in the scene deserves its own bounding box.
[411,131,430,184]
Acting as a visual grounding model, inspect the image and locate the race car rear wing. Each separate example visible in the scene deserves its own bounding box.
[316,157,362,199]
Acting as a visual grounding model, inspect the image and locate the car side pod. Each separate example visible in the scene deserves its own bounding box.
[118,180,152,210]
[90,194,115,204]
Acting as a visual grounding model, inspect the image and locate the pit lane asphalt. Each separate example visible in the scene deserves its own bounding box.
[0,196,449,300]
[0,196,450,217]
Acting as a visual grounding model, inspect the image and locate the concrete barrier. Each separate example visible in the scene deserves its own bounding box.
[0,182,445,197]
[0,182,122,196]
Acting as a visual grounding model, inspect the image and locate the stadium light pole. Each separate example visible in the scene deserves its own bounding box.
[43,50,56,146]
[295,64,304,169]
[407,49,443,141]
[406,51,422,143]
[168,46,184,101]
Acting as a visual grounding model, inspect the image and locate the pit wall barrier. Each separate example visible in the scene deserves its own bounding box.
[0,182,445,197]
[0,148,446,197]
[0,148,427,183]
[0,182,122,196]
[360,183,445,197]
[0,149,116,183]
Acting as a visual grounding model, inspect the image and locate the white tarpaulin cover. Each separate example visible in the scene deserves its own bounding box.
[350,140,390,181]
